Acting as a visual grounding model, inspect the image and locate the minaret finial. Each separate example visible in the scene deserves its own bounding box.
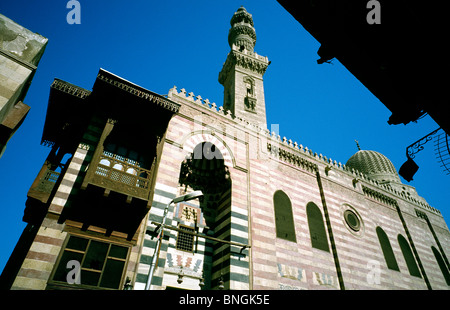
[228,6,255,51]
[355,140,361,151]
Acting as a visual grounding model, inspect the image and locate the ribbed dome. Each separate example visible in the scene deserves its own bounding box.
[346,150,401,183]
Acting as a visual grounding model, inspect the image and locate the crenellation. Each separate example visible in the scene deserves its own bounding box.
[169,84,274,136]
[203,98,210,107]
[210,102,217,111]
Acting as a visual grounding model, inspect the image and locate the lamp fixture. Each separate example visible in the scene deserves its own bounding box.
[399,157,419,182]
[172,190,204,203]
[123,277,133,290]
[177,266,184,284]
[218,274,225,290]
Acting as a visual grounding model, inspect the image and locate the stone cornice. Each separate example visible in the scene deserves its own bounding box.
[267,142,318,174]
[362,184,440,215]
[219,50,269,84]
[0,50,37,71]
[362,185,398,207]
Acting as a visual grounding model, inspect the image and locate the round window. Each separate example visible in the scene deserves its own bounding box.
[344,209,361,232]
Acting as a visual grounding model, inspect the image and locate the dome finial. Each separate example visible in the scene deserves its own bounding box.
[355,139,361,151]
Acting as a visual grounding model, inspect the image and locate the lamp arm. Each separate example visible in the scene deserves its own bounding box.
[406,127,441,159]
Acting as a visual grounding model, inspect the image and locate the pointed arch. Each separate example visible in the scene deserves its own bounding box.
[273,190,296,242]
[376,227,399,271]
[181,131,234,168]
[431,246,450,285]
[398,234,421,277]
[306,202,329,252]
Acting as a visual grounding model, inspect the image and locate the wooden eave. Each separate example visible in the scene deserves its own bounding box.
[90,69,180,137]
[41,79,91,147]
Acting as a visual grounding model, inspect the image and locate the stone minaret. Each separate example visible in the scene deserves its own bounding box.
[219,7,270,129]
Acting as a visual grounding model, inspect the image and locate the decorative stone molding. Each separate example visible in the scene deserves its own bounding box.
[228,6,256,51]
[51,79,91,99]
[362,185,398,207]
[165,253,203,279]
[230,6,254,27]
[277,263,306,283]
[267,142,317,173]
[228,24,256,47]
[219,51,269,85]
[415,209,428,220]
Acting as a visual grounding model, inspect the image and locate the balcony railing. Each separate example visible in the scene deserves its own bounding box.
[95,152,150,190]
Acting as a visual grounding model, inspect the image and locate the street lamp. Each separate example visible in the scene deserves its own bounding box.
[399,156,419,182]
[172,190,204,203]
[145,190,203,290]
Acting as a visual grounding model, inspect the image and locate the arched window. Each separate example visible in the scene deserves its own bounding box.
[243,76,256,112]
[306,202,329,252]
[112,163,124,171]
[431,246,450,285]
[376,227,399,271]
[398,234,421,277]
[99,158,111,167]
[273,190,296,242]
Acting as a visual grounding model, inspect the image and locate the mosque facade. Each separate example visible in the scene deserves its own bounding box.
[1,7,449,290]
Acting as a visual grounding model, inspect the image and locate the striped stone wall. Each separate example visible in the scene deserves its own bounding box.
[10,215,66,290]
[248,134,450,290]
[10,147,88,289]
[133,87,450,291]
[7,81,449,290]
[134,182,177,290]
[249,155,338,290]
[9,115,146,289]
[133,91,252,290]
[9,115,102,289]
[399,200,450,289]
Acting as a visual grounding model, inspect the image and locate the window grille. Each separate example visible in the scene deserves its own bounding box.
[176,226,195,252]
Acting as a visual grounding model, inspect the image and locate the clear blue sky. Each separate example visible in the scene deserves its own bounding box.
[1,0,448,274]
